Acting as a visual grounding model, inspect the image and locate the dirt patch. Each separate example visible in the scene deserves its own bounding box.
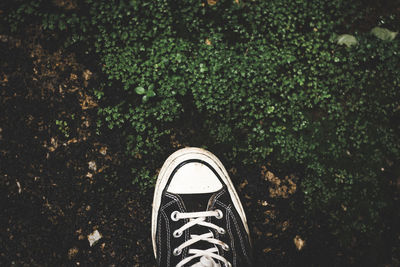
[0,29,155,266]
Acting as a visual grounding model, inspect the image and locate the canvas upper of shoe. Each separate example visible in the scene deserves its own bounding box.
[152,148,253,267]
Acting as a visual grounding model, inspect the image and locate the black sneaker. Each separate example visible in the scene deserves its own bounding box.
[151,147,253,267]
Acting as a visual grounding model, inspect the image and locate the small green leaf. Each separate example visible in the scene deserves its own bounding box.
[25,6,34,14]
[200,63,208,73]
[371,27,398,41]
[142,95,149,103]
[135,86,146,95]
[146,90,156,97]
[59,20,66,31]
[336,34,358,47]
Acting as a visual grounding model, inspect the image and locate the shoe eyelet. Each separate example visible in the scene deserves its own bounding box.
[215,209,223,219]
[222,243,230,251]
[171,211,179,221]
[218,228,226,235]
[173,230,182,238]
[173,248,182,256]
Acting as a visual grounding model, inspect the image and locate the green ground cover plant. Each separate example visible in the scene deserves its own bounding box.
[3,0,399,265]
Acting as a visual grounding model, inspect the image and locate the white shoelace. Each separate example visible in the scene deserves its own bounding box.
[171,210,232,267]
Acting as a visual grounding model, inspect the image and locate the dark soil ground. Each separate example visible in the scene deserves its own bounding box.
[1,26,399,267]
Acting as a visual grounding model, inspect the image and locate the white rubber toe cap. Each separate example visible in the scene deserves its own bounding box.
[166,162,223,194]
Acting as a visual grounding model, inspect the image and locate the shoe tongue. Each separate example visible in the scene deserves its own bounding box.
[179,192,214,212]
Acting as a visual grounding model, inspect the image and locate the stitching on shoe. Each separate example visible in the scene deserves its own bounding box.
[160,198,183,265]
[228,202,249,263]
[160,199,176,211]
[164,192,188,260]
[216,199,249,264]
[157,213,162,265]
[165,192,177,200]
[165,193,185,212]
[158,199,175,265]
[216,201,237,266]
[210,189,226,208]
[212,189,240,265]
[161,210,171,267]
[208,192,226,261]
[226,205,237,267]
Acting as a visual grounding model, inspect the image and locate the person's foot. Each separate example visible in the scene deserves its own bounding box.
[151,147,253,267]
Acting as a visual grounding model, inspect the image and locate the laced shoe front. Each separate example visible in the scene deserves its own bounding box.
[151,147,253,267]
